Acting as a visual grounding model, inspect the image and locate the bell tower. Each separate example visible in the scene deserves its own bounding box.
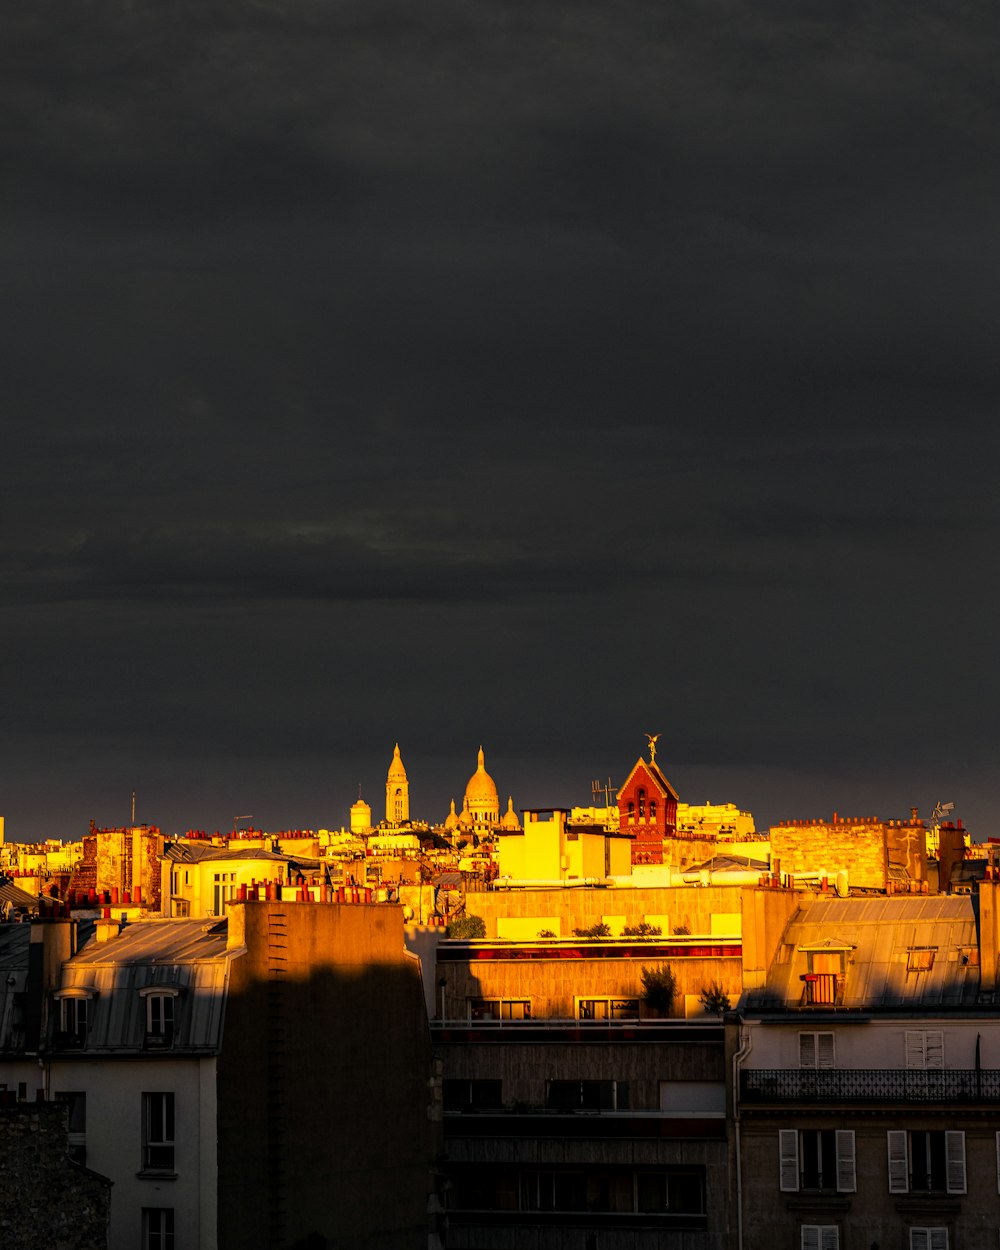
[385,743,410,826]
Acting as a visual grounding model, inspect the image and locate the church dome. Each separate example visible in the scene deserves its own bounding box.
[501,796,520,831]
[465,746,498,804]
[444,799,459,831]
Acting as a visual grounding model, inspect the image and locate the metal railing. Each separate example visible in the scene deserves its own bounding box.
[740,1068,1000,1104]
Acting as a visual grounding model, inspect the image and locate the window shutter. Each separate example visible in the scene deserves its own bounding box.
[887,1130,908,1193]
[945,1130,966,1194]
[929,1230,948,1250]
[780,1129,800,1192]
[905,1031,924,1068]
[801,1228,819,1250]
[817,1033,835,1069]
[800,1034,817,1068]
[925,1031,944,1069]
[910,1232,929,1250]
[835,1130,856,1193]
[820,1229,840,1250]
[995,1130,1000,1193]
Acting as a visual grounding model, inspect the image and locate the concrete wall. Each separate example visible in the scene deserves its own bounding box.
[466,884,755,940]
[440,1036,724,1109]
[217,900,436,1250]
[49,1056,215,1250]
[440,953,742,1020]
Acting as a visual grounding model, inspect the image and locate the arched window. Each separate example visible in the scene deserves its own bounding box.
[649,799,657,822]
[638,789,646,818]
[627,801,635,822]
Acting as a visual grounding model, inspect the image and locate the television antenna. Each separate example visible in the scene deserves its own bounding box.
[591,778,615,807]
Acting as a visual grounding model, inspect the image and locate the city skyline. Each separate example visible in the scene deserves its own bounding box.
[3,3,999,840]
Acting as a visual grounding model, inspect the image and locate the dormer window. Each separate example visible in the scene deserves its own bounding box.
[140,986,181,1050]
[53,987,97,1050]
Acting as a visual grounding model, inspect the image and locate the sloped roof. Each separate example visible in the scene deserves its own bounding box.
[617,757,680,802]
[744,895,981,1011]
[165,843,290,864]
[65,919,232,1052]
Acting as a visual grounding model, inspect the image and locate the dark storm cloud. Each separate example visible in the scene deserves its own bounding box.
[2,0,1000,837]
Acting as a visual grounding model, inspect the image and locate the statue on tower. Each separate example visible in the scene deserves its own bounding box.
[645,733,661,764]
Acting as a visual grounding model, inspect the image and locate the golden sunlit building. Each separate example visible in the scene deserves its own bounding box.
[385,742,410,826]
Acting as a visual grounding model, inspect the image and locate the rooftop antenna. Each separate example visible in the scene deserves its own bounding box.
[131,791,136,826]
[591,778,615,806]
[234,814,253,833]
[930,800,955,826]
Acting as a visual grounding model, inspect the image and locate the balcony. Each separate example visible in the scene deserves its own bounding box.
[740,1068,1000,1105]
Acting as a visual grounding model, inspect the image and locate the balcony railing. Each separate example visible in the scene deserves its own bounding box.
[740,1068,1000,1104]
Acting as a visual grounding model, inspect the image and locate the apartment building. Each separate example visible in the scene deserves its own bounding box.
[0,899,436,1250]
[734,891,1000,1250]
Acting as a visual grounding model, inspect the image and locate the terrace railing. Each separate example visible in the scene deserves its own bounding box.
[740,1068,1000,1104]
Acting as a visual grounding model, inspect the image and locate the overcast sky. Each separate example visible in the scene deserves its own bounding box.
[2,0,999,840]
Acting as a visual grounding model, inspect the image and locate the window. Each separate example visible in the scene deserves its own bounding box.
[212,872,236,916]
[469,998,531,1022]
[55,995,89,1048]
[142,1093,175,1172]
[909,1230,948,1250]
[802,1227,840,1250]
[142,1208,174,1250]
[780,1129,855,1193]
[799,1033,835,1069]
[55,1092,86,1165]
[443,1080,503,1113]
[627,801,635,822]
[887,1130,965,1194]
[140,987,179,1049]
[906,1030,944,1069]
[649,799,657,822]
[577,997,639,1021]
[907,948,937,973]
[802,952,845,1006]
[546,1080,628,1111]
[453,1166,705,1216]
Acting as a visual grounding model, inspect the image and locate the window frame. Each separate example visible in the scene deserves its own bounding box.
[801,1226,840,1250]
[780,1129,855,1194]
[142,1207,175,1250]
[887,1129,965,1195]
[141,1092,176,1174]
[799,1032,835,1069]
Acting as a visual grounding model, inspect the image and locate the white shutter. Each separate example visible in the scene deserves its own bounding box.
[905,1031,925,1068]
[800,1033,817,1068]
[835,1130,856,1193]
[802,1228,838,1250]
[995,1129,1000,1193]
[888,1130,909,1193]
[780,1129,800,1192]
[945,1130,966,1194]
[817,1033,835,1069]
[912,1231,948,1250]
[925,1031,944,1069]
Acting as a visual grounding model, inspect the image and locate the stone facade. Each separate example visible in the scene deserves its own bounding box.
[0,1101,111,1250]
[769,813,928,891]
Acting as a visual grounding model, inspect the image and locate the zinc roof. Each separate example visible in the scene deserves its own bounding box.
[745,895,981,1011]
[64,918,231,1053]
